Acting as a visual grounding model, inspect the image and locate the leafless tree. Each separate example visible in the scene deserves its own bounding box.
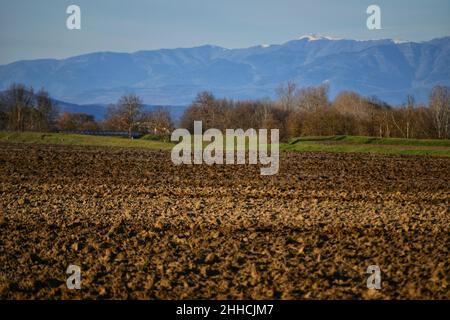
[34,88,59,131]
[139,107,173,139]
[276,80,298,112]
[1,83,34,131]
[106,94,143,138]
[429,86,450,139]
[57,112,98,131]
[297,84,329,112]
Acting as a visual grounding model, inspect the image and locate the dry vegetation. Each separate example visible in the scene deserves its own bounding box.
[0,142,449,299]
[2,83,450,142]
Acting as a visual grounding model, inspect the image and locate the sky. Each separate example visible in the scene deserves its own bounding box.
[0,0,449,64]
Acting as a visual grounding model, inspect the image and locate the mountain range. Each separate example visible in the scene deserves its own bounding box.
[1,34,449,113]
[53,100,187,121]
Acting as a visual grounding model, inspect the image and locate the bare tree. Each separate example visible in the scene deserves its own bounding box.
[1,83,34,131]
[34,88,59,132]
[179,91,230,132]
[106,94,143,138]
[405,95,415,139]
[139,107,173,138]
[429,86,450,139]
[332,91,370,135]
[58,112,98,131]
[276,80,297,112]
[297,84,329,112]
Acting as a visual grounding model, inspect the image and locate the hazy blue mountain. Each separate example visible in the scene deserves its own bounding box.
[0,90,186,120]
[0,35,449,106]
[54,99,186,121]
[53,99,107,120]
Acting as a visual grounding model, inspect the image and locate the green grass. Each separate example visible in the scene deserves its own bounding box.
[283,135,450,157]
[0,132,449,157]
[289,135,450,147]
[0,132,173,150]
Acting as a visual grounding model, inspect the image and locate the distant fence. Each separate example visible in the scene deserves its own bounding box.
[59,130,143,138]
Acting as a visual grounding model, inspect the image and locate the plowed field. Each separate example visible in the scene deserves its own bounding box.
[0,142,448,299]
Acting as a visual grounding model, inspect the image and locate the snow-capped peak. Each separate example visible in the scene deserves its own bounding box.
[392,38,408,44]
[298,34,340,41]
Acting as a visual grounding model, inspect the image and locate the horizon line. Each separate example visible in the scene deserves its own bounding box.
[2,34,449,66]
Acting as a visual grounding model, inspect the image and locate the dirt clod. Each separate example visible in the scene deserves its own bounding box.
[0,142,449,299]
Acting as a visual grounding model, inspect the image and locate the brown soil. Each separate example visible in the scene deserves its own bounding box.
[0,142,449,299]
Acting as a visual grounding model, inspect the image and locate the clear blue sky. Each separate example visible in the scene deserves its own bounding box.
[1,0,449,64]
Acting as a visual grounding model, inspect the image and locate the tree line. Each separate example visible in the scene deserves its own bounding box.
[1,82,449,140]
[0,84,58,132]
[0,83,173,139]
[181,83,450,140]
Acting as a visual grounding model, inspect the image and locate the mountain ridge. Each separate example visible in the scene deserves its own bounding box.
[1,35,449,106]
